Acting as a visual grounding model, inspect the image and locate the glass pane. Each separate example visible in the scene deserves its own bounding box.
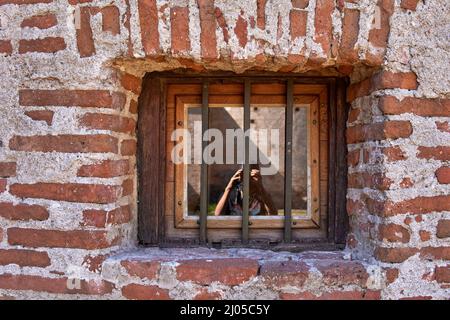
[186,107,201,216]
[249,105,285,216]
[292,106,308,216]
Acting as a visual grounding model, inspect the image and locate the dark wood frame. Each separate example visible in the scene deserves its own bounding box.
[137,72,349,249]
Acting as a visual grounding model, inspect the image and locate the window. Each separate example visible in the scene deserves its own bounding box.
[137,73,348,250]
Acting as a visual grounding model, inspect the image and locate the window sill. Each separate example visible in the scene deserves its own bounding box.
[102,247,384,300]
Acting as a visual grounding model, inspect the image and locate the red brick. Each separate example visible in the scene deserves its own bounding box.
[385,268,399,284]
[348,107,360,124]
[170,6,190,53]
[0,249,50,267]
[281,290,380,300]
[21,13,57,29]
[378,224,410,243]
[19,89,126,109]
[437,220,450,239]
[0,0,53,5]
[347,198,364,216]
[10,183,121,204]
[400,296,433,300]
[368,0,394,49]
[420,247,450,261]
[348,172,392,190]
[401,0,420,10]
[260,260,310,288]
[197,0,217,59]
[314,0,334,57]
[383,146,407,162]
[316,260,369,286]
[9,135,118,153]
[347,149,361,167]
[122,179,134,196]
[384,195,450,216]
[121,139,137,156]
[0,274,114,295]
[122,283,170,300]
[7,228,119,249]
[434,266,450,283]
[374,247,418,263]
[80,113,136,134]
[347,71,417,102]
[436,167,450,184]
[290,10,307,40]
[120,73,142,94]
[419,230,431,242]
[346,121,412,144]
[0,40,12,55]
[0,202,49,221]
[338,8,360,64]
[0,162,16,177]
[177,258,259,286]
[417,146,450,161]
[77,160,130,178]
[101,6,120,35]
[379,96,450,117]
[0,179,6,193]
[234,15,248,48]
[436,121,450,133]
[68,0,93,4]
[24,110,54,125]
[121,260,160,280]
[129,99,138,114]
[76,7,95,57]
[138,0,159,55]
[256,0,266,29]
[106,205,131,225]
[214,7,229,43]
[82,254,108,273]
[81,209,107,228]
[18,37,66,54]
[291,0,309,9]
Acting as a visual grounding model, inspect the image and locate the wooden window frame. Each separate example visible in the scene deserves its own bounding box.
[137,73,349,250]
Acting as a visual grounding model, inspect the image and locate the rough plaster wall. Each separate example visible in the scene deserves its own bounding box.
[0,0,448,299]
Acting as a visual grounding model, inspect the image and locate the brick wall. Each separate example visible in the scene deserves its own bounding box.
[0,0,448,299]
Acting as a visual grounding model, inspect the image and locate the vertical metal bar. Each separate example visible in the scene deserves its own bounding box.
[242,79,251,244]
[199,81,209,244]
[284,79,294,243]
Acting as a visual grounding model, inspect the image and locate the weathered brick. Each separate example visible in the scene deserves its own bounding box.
[290,10,307,40]
[374,247,418,263]
[0,179,6,194]
[106,205,132,225]
[76,6,95,57]
[19,89,125,109]
[18,37,66,54]
[420,247,450,261]
[434,266,450,283]
[77,160,130,178]
[82,254,108,273]
[0,0,53,5]
[9,135,118,154]
[0,40,12,55]
[24,110,54,125]
[21,13,57,29]
[256,0,267,29]
[346,121,412,144]
[419,230,431,242]
[197,0,217,59]
[436,167,450,184]
[0,249,50,267]
[314,0,334,57]
[176,258,259,286]
[379,96,450,117]
[437,220,450,239]
[121,139,137,156]
[417,146,450,161]
[378,224,410,243]
[7,228,119,249]
[281,290,381,300]
[401,0,420,10]
[81,209,107,228]
[234,15,248,48]
[80,113,136,134]
[121,178,134,196]
[384,195,450,216]
[101,6,120,35]
[10,183,122,204]
[348,172,392,190]
[138,0,159,54]
[121,260,160,280]
[129,99,138,114]
[260,260,310,288]
[120,73,142,94]
[0,274,114,295]
[0,202,49,221]
[316,260,369,286]
[0,162,16,177]
[122,283,170,300]
[170,6,190,53]
[366,0,394,65]
[193,288,222,300]
[436,121,449,133]
[347,149,361,167]
[338,8,360,64]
